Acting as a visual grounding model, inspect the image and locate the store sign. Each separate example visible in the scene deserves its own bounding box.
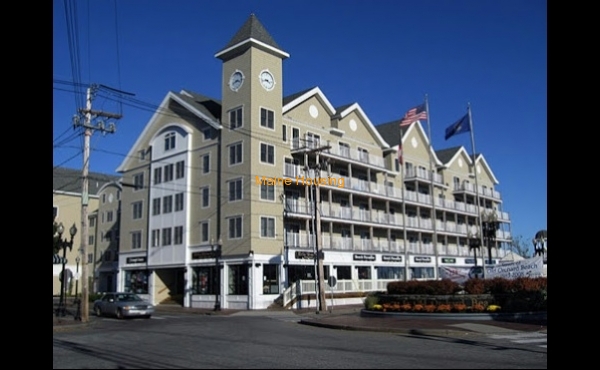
[465,258,476,264]
[192,251,218,260]
[414,256,431,263]
[382,255,402,262]
[295,251,315,260]
[126,257,146,264]
[353,254,376,261]
[441,258,456,264]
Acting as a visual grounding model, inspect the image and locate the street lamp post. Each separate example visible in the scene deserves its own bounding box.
[74,255,81,321]
[468,231,481,266]
[213,238,222,311]
[481,211,500,265]
[55,222,77,317]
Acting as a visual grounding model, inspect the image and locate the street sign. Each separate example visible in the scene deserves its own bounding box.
[327,276,337,288]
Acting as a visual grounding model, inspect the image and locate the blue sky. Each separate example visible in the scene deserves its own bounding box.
[53,0,547,254]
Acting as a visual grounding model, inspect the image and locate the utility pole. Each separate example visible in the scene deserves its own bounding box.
[304,141,330,312]
[74,84,122,322]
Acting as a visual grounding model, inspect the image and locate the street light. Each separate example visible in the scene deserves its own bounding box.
[532,229,547,261]
[74,255,81,321]
[481,210,500,265]
[55,222,77,317]
[212,237,222,311]
[467,230,482,266]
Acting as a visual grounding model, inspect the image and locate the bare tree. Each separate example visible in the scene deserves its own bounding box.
[509,235,531,258]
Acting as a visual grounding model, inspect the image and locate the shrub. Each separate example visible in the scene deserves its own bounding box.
[435,304,452,313]
[364,294,379,309]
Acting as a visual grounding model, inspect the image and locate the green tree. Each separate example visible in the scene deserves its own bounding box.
[509,235,531,258]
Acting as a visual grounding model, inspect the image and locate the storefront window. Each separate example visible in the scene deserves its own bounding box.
[410,267,435,279]
[335,266,351,280]
[228,264,249,295]
[192,266,218,294]
[262,264,279,294]
[357,266,371,279]
[288,265,330,283]
[377,266,404,280]
[124,270,149,294]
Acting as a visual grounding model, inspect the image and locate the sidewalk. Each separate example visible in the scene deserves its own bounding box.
[54,302,547,335]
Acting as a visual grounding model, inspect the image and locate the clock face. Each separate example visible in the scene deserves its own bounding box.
[260,70,275,91]
[229,70,244,91]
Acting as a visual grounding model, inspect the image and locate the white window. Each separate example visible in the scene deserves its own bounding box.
[152,198,161,215]
[260,108,274,129]
[201,187,210,208]
[133,173,144,190]
[228,178,242,201]
[154,167,162,184]
[260,184,274,201]
[339,142,350,157]
[201,221,209,243]
[174,226,183,245]
[260,143,274,164]
[229,142,243,165]
[282,124,287,142]
[228,216,242,239]
[202,127,213,140]
[132,231,142,249]
[164,132,176,151]
[164,163,174,182]
[151,229,160,247]
[102,194,106,203]
[229,107,243,130]
[260,217,275,238]
[176,160,185,179]
[202,154,210,174]
[175,193,184,212]
[132,201,143,219]
[89,217,95,227]
[162,227,172,246]
[163,195,173,213]
[107,211,114,222]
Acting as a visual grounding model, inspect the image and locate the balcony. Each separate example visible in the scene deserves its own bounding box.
[283,163,302,178]
[324,146,386,169]
[331,236,352,250]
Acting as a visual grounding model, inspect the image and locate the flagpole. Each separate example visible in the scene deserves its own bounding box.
[399,127,409,282]
[467,103,485,275]
[424,94,439,280]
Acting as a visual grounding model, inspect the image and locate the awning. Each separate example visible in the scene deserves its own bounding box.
[53,254,67,265]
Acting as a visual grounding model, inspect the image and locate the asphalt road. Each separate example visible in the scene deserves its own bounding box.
[53,311,547,369]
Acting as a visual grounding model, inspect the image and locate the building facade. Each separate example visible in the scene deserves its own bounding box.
[116,15,512,310]
[53,167,120,296]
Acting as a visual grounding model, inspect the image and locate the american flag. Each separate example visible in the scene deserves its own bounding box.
[400,103,427,127]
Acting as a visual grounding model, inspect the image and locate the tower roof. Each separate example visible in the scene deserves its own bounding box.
[215,14,289,60]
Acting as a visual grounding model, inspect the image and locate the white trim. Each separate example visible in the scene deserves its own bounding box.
[259,142,276,166]
[117,92,220,173]
[201,153,211,175]
[283,87,335,116]
[336,103,389,149]
[227,105,244,131]
[227,141,244,167]
[200,220,210,244]
[330,128,345,136]
[226,215,244,240]
[200,186,210,208]
[259,183,276,202]
[259,106,276,131]
[259,216,276,239]
[214,38,290,59]
[227,177,244,202]
[475,155,500,185]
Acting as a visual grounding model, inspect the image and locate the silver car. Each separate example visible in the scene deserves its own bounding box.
[93,292,154,319]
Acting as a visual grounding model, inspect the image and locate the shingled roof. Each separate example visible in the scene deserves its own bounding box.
[53,167,120,195]
[177,90,222,122]
[435,147,462,164]
[225,14,281,50]
[374,119,416,147]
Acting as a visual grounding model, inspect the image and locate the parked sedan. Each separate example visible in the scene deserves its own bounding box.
[93,292,154,319]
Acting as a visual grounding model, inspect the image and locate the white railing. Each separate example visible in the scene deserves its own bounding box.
[331,236,352,250]
[284,163,302,178]
[420,218,432,230]
[406,216,419,228]
[404,190,417,202]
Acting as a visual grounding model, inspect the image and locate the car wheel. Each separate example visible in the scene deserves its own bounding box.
[116,308,124,319]
[95,306,102,317]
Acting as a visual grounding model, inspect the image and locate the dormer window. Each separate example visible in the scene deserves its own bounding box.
[164,132,176,151]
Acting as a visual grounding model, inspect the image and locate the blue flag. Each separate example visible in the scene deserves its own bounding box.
[445,114,470,140]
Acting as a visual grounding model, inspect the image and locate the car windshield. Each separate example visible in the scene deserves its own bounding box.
[115,294,143,302]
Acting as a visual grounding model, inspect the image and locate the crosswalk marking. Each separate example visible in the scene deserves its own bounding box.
[488,332,547,349]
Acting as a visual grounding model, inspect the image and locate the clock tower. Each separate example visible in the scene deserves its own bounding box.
[214,14,290,258]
